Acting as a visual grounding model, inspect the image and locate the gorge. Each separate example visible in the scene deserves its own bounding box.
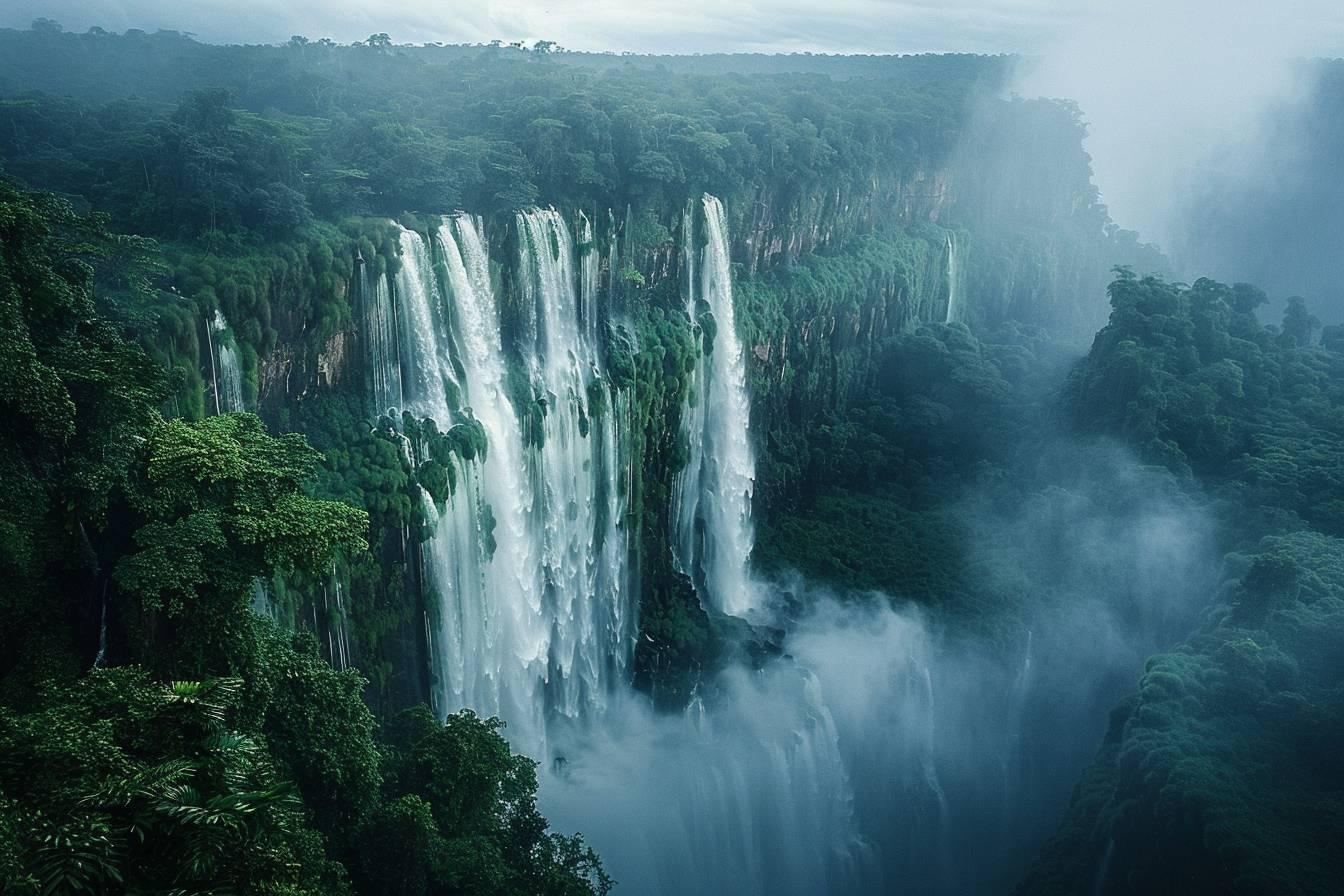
[321,192,1211,894]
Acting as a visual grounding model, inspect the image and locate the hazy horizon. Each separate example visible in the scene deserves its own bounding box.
[5,1,1343,58]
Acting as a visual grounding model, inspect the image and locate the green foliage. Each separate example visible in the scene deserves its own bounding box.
[1070,272,1344,537]
[0,177,166,688]
[114,413,368,674]
[363,706,612,896]
[302,392,416,530]
[1017,534,1344,896]
[0,668,349,896]
[0,33,994,229]
[259,629,382,846]
[757,488,965,601]
[1015,272,1344,894]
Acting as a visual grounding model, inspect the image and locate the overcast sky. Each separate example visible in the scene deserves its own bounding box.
[1,0,1334,56]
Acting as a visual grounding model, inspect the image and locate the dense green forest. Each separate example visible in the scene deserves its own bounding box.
[1016,274,1344,894]
[1,19,1339,896]
[751,269,1344,893]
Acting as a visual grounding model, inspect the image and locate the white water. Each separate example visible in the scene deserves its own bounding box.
[541,599,983,896]
[516,208,632,721]
[394,228,460,420]
[431,215,548,747]
[577,210,603,353]
[672,194,759,617]
[944,233,963,324]
[361,259,403,414]
[389,213,631,754]
[211,310,245,413]
[545,653,870,896]
[324,560,352,672]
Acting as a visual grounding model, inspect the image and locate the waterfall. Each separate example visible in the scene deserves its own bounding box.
[211,310,245,413]
[362,203,1162,896]
[250,578,274,619]
[93,582,109,668]
[394,228,460,420]
[577,210,603,353]
[1091,837,1116,896]
[428,215,548,747]
[383,212,630,754]
[325,559,352,671]
[944,233,962,324]
[516,208,632,721]
[577,210,636,704]
[672,194,758,617]
[361,258,403,414]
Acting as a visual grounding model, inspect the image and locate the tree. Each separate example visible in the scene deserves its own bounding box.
[0,179,166,683]
[115,413,368,674]
[0,669,348,895]
[369,706,612,896]
[1282,295,1320,346]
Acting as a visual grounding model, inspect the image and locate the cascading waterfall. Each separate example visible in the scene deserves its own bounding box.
[390,224,499,726]
[93,583,109,669]
[323,560,352,671]
[542,661,871,896]
[211,310,245,413]
[672,194,759,617]
[944,233,962,324]
[428,215,548,747]
[385,211,630,754]
[250,579,274,619]
[394,227,461,418]
[577,210,603,353]
[516,208,631,721]
[541,196,880,896]
[361,257,403,414]
[578,209,636,704]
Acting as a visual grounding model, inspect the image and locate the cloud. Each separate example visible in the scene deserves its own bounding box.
[5,0,1091,54]
[1012,0,1344,245]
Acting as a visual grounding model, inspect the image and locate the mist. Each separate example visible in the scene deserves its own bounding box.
[1013,0,1344,320]
[540,438,1217,895]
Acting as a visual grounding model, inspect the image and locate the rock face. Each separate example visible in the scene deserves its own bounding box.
[257,341,300,415]
[735,169,953,274]
[317,330,350,390]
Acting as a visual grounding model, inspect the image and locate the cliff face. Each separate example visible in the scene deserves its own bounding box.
[732,168,953,274]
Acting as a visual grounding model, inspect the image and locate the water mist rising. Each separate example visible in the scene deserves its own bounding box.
[543,444,1215,896]
[367,198,1209,896]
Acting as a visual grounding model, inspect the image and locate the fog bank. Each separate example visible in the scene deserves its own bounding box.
[541,442,1217,894]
